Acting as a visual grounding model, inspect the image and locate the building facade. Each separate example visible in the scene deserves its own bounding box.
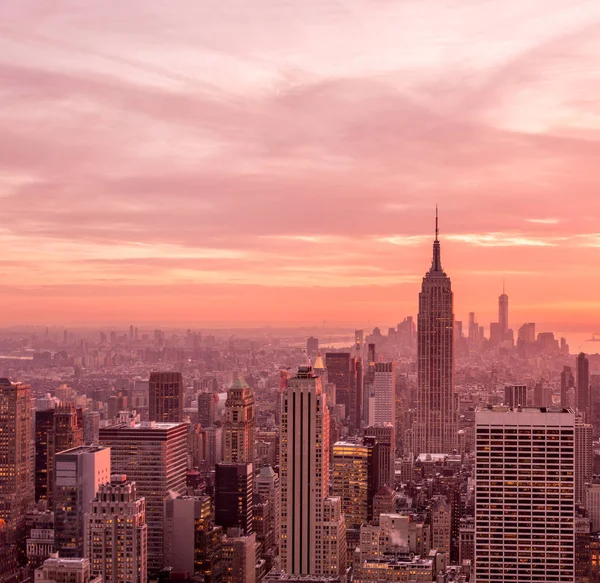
[475,407,575,582]
[414,215,456,454]
[85,475,147,583]
[148,372,184,423]
[99,421,188,574]
[223,379,256,464]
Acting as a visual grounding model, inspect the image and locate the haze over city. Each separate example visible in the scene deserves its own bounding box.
[3,1,600,340]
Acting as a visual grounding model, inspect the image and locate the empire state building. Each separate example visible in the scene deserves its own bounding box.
[414,212,457,454]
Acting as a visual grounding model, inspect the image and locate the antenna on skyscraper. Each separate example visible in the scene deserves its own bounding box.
[435,205,439,241]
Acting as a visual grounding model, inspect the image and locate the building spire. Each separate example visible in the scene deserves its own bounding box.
[430,207,443,273]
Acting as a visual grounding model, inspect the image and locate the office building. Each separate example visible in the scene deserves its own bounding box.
[307,337,319,360]
[82,412,100,446]
[35,409,55,503]
[499,289,509,338]
[561,366,575,408]
[575,420,593,505]
[504,385,527,408]
[586,484,600,532]
[26,509,54,570]
[414,213,456,454]
[320,497,346,578]
[164,495,211,574]
[215,462,253,535]
[47,403,84,509]
[198,392,218,427]
[364,424,395,489]
[325,353,352,420]
[85,475,147,583]
[221,531,256,583]
[280,366,344,577]
[54,445,111,558]
[149,372,184,423]
[35,555,101,583]
[475,407,575,582]
[332,437,378,528]
[577,353,591,419]
[372,362,396,426]
[0,379,34,562]
[223,378,256,464]
[99,421,188,574]
[255,466,280,556]
[429,495,451,556]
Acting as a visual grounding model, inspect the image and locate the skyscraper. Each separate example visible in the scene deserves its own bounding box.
[0,379,34,561]
[85,475,147,583]
[149,372,184,423]
[575,420,593,506]
[54,445,111,558]
[499,288,509,337]
[475,407,575,582]
[414,212,456,454]
[99,421,188,574]
[215,462,254,536]
[372,362,396,426]
[364,424,395,489]
[47,403,84,509]
[35,408,55,503]
[280,366,344,577]
[577,353,591,419]
[223,378,255,464]
[325,353,352,419]
[198,392,218,428]
[561,366,575,408]
[332,437,378,528]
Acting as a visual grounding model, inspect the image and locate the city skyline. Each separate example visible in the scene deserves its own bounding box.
[3,2,600,330]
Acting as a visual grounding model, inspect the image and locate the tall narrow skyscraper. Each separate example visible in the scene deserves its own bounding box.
[223,378,256,464]
[576,353,591,419]
[149,372,183,423]
[414,211,456,454]
[279,366,345,577]
[499,287,509,338]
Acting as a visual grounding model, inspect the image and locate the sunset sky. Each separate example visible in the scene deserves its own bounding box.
[2,1,600,339]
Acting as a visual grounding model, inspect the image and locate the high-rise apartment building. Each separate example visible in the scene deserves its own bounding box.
[372,362,396,426]
[99,421,188,574]
[577,353,591,419]
[54,445,111,558]
[280,366,344,577]
[223,379,255,464]
[47,403,84,509]
[0,379,34,561]
[85,475,147,583]
[215,462,254,535]
[475,407,575,582]
[414,214,456,454]
[149,372,184,423]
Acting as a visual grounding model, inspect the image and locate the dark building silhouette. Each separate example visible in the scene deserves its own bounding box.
[326,353,352,419]
[149,372,184,423]
[215,462,253,536]
[35,409,55,502]
[577,353,591,418]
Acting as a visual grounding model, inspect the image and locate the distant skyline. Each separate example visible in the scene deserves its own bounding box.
[3,2,600,332]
